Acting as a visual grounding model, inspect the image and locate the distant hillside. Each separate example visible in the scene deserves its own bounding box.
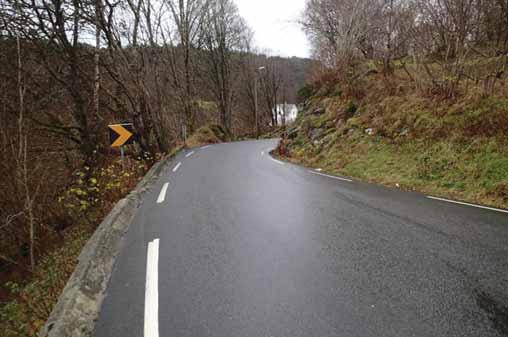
[272,56,317,104]
[251,55,316,95]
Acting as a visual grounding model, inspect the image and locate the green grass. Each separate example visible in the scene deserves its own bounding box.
[286,135,508,208]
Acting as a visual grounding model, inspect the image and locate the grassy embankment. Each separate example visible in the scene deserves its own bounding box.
[280,59,508,209]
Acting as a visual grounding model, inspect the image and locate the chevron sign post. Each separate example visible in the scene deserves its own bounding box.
[109,123,135,148]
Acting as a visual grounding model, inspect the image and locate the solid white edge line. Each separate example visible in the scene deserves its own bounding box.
[427,196,508,214]
[309,170,353,182]
[270,157,285,165]
[172,162,182,172]
[156,183,169,204]
[185,151,195,158]
[201,145,211,149]
[144,238,159,337]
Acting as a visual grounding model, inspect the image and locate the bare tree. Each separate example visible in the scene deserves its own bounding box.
[201,0,250,134]
[260,57,283,127]
[4,0,99,162]
[302,0,380,68]
[11,34,44,271]
[98,0,173,153]
[164,0,208,133]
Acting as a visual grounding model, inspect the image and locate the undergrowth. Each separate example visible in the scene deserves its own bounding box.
[0,226,92,337]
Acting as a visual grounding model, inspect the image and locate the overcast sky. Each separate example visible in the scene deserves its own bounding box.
[234,0,311,58]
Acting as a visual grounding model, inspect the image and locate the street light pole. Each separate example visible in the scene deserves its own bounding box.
[254,73,259,139]
[254,66,265,139]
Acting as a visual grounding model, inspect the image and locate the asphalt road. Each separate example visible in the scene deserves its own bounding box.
[94,139,508,337]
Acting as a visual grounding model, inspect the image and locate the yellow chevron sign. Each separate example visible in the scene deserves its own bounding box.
[109,123,134,148]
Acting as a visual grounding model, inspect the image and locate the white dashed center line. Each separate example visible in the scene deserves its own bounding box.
[185,151,195,158]
[156,183,169,204]
[427,196,508,214]
[173,162,182,172]
[144,238,159,337]
[309,170,353,182]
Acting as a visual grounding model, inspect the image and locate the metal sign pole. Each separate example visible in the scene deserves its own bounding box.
[120,146,125,170]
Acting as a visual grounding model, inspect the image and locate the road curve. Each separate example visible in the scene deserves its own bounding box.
[94,139,508,337]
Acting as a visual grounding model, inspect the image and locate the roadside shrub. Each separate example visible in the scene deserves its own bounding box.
[58,158,143,224]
